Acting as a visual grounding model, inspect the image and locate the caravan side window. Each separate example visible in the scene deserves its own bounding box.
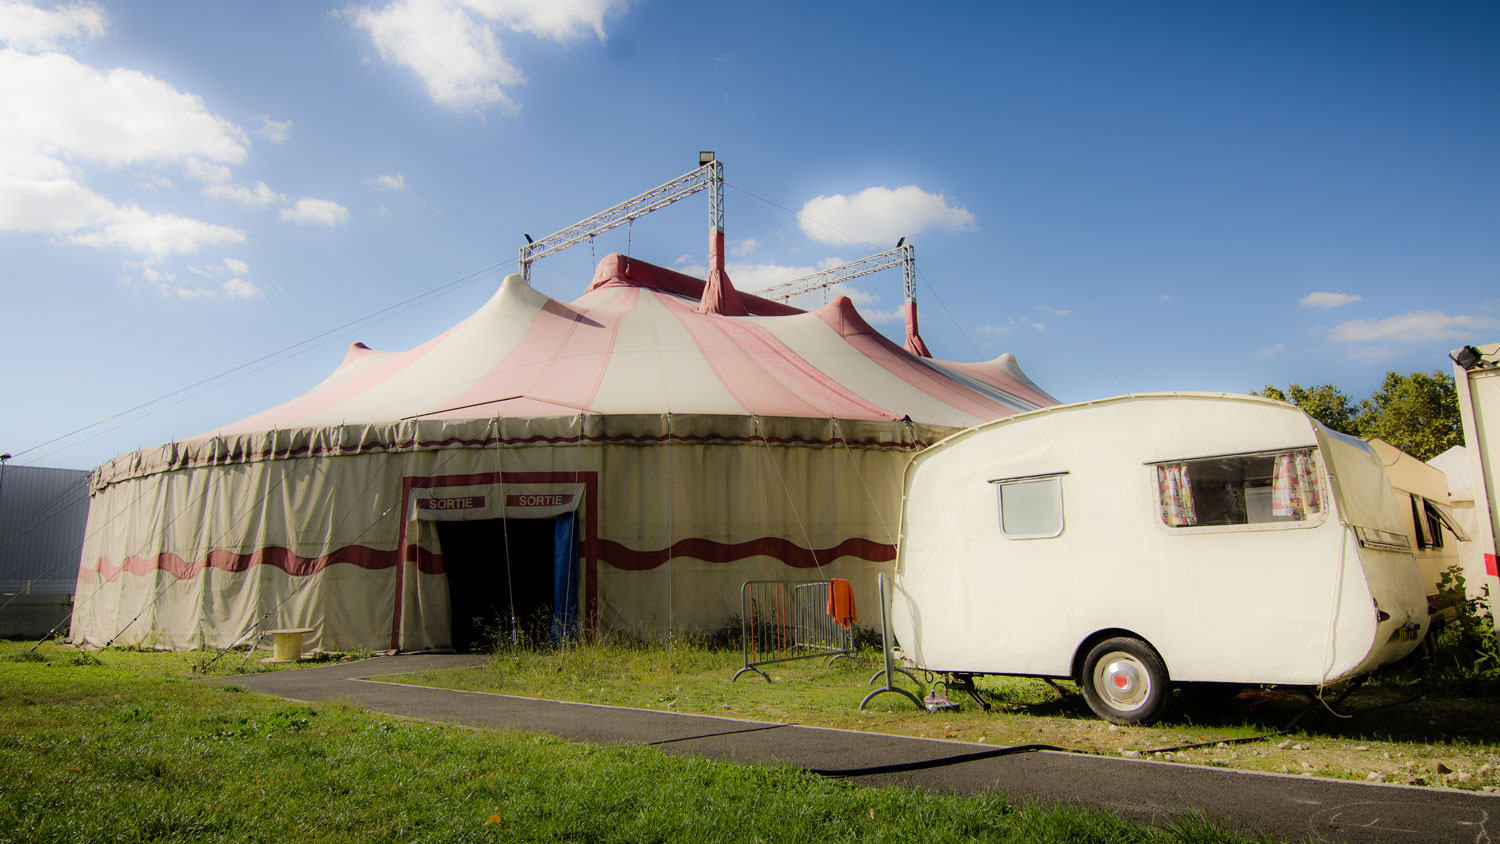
[991,473,1066,539]
[1152,448,1324,530]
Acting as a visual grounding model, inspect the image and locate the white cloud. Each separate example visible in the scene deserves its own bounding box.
[366,173,406,192]
[135,258,262,300]
[280,197,350,226]
[0,0,106,51]
[122,259,174,284]
[221,277,264,299]
[138,175,174,191]
[0,48,251,256]
[203,180,285,208]
[1038,305,1071,317]
[978,316,1044,337]
[350,0,628,112]
[183,159,234,184]
[798,185,974,246]
[1299,291,1361,310]
[0,50,248,168]
[730,237,758,257]
[1159,294,1172,303]
[351,0,524,111]
[67,205,245,257]
[1329,311,1499,345]
[462,0,624,42]
[1252,342,1286,358]
[254,113,291,143]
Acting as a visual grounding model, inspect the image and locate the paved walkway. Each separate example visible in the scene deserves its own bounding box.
[210,655,1496,844]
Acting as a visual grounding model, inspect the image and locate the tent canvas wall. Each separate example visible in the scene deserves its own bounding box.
[71,256,1056,651]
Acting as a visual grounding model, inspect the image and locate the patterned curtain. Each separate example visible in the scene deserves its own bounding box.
[1272,450,1322,519]
[1158,463,1197,527]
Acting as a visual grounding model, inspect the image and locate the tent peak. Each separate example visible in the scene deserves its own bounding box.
[583,253,803,317]
[480,272,554,315]
[337,341,378,369]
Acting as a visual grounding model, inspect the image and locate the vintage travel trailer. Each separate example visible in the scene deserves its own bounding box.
[1367,439,1468,609]
[891,394,1429,724]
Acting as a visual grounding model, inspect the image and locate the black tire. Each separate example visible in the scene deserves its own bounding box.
[1079,637,1171,725]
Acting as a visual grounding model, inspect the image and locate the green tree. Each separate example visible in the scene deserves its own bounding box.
[1255,370,1463,461]
[1355,370,1462,461]
[1251,383,1363,437]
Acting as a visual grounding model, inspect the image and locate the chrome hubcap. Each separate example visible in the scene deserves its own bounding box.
[1094,653,1150,711]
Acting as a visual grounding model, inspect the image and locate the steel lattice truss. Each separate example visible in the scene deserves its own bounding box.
[758,243,916,302]
[519,160,723,282]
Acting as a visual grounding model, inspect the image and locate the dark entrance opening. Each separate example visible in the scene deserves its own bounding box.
[436,516,568,651]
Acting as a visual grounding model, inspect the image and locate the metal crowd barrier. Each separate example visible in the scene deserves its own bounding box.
[733,579,855,682]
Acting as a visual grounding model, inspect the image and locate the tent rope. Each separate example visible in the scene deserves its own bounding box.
[752,415,825,579]
[666,411,674,654]
[830,418,898,548]
[494,417,520,650]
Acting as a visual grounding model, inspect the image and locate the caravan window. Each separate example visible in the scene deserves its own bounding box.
[991,473,1065,539]
[1153,448,1324,530]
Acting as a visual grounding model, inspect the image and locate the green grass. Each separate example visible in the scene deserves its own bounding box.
[387,637,1500,790]
[0,641,1260,844]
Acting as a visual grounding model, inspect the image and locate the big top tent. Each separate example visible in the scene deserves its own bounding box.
[71,253,1055,652]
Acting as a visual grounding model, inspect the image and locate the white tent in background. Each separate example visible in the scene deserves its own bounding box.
[70,255,1056,652]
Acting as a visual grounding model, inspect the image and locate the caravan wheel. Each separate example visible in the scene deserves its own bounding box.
[1080,637,1170,725]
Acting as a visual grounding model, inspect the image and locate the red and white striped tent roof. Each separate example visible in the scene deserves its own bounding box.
[211,254,1056,436]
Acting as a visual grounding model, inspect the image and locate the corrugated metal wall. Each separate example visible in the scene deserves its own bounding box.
[0,464,91,595]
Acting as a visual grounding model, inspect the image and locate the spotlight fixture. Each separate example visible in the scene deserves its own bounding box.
[523,233,534,244]
[1452,345,1485,371]
[896,237,905,249]
[698,150,715,166]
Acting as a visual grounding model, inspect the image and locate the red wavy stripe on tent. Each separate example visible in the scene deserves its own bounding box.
[405,545,444,576]
[83,545,400,583]
[599,536,895,571]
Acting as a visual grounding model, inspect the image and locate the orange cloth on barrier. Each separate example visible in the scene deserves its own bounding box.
[826,578,857,628]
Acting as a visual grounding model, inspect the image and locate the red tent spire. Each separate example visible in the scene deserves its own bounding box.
[697,229,748,316]
[903,298,932,357]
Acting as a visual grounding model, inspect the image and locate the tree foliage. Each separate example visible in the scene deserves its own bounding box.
[1253,369,1462,461]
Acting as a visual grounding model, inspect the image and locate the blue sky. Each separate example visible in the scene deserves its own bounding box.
[2,1,1496,470]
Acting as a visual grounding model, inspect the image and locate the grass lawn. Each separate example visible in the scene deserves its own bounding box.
[389,638,1500,792]
[0,640,1260,844]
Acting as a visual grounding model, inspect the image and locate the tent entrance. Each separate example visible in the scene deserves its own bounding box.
[435,513,578,651]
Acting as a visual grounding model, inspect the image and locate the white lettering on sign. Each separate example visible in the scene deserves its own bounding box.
[417,495,486,511]
[506,493,575,508]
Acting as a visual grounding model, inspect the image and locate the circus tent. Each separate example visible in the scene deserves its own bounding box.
[71,254,1056,652]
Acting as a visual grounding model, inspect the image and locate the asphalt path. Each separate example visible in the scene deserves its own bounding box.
[209,655,1497,844]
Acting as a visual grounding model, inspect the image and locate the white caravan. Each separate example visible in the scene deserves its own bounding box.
[891,394,1429,725]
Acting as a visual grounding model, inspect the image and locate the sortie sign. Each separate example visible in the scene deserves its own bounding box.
[506,493,575,508]
[416,495,486,511]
